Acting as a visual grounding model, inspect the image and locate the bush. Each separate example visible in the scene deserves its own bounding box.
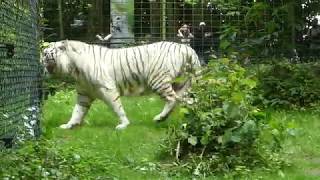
[43,76,74,97]
[0,140,115,179]
[164,59,287,177]
[256,62,320,108]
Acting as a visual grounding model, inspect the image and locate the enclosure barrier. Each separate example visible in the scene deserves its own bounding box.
[0,0,41,149]
[43,0,320,62]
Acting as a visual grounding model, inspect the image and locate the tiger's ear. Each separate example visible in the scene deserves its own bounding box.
[64,40,81,54]
[58,40,68,51]
[58,45,66,51]
[54,41,67,51]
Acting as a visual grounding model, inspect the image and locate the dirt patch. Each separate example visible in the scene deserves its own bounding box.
[303,157,320,176]
[309,158,320,164]
[306,168,320,176]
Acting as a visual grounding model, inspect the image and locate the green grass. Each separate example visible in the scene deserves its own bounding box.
[42,90,175,179]
[41,89,320,179]
[257,110,320,179]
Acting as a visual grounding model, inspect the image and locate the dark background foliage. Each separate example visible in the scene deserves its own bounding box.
[255,62,320,108]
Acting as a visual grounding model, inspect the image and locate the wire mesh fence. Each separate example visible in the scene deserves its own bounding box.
[42,0,320,63]
[0,0,41,149]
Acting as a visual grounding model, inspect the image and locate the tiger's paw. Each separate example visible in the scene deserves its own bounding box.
[59,123,73,129]
[153,114,162,122]
[59,122,80,129]
[115,122,129,130]
[153,114,168,123]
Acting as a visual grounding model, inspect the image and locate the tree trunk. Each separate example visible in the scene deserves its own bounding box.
[87,0,105,41]
[110,0,134,47]
[288,2,296,50]
[161,0,166,40]
[57,0,64,39]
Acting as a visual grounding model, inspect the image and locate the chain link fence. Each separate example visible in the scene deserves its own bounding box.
[42,1,320,64]
[0,0,41,149]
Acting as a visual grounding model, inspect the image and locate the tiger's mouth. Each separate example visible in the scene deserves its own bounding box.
[45,63,55,74]
[43,55,56,75]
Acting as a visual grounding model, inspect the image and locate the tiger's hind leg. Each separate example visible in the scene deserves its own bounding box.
[98,88,130,130]
[152,79,192,122]
[153,95,177,122]
[173,79,191,99]
[151,80,178,122]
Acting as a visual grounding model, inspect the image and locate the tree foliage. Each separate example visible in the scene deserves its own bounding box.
[255,61,320,108]
[217,0,320,60]
[42,0,109,42]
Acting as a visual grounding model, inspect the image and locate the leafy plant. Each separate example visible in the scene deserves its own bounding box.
[255,61,320,108]
[0,139,116,179]
[163,58,287,177]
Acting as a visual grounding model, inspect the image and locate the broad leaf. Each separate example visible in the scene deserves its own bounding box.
[188,136,198,146]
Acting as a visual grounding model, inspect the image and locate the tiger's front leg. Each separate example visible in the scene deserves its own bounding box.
[60,94,93,129]
[98,88,130,130]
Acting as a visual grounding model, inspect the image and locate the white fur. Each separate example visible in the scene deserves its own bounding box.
[42,40,200,130]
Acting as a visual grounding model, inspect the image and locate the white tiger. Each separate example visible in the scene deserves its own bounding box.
[42,40,201,130]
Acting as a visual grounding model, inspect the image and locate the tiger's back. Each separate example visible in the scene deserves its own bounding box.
[65,40,200,96]
[99,42,200,96]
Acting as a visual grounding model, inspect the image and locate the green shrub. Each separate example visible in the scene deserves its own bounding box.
[0,140,115,179]
[43,76,74,97]
[164,59,287,177]
[256,62,320,108]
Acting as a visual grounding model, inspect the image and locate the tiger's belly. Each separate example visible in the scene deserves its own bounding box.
[119,84,147,96]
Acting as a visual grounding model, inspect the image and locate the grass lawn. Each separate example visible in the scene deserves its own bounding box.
[43,90,172,179]
[42,89,320,179]
[250,111,320,180]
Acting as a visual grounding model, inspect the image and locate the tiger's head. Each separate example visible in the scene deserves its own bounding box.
[42,41,70,76]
